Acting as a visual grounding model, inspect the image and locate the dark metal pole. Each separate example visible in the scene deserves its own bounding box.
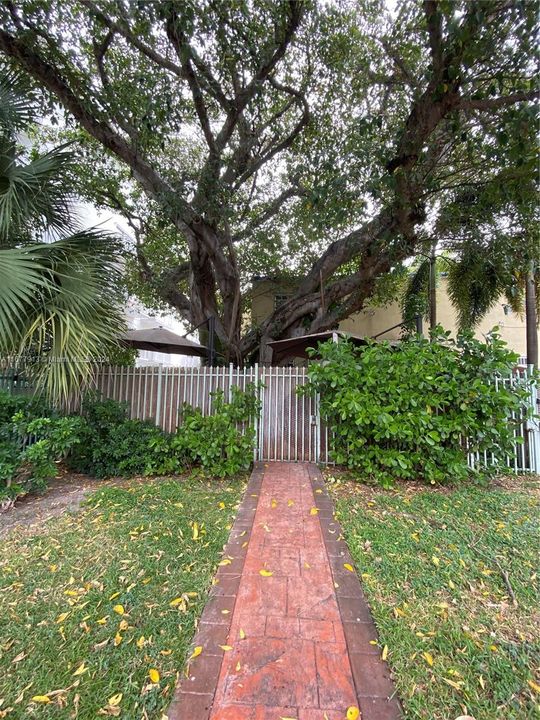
[525,261,538,369]
[207,316,216,367]
[429,242,437,334]
[415,314,423,336]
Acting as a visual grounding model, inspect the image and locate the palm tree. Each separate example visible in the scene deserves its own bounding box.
[402,182,539,368]
[0,68,125,402]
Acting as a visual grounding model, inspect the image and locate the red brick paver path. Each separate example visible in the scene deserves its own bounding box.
[168,463,401,720]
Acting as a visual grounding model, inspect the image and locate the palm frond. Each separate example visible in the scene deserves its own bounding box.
[0,230,126,402]
[401,258,430,329]
[446,249,503,330]
[0,66,36,132]
[0,145,76,243]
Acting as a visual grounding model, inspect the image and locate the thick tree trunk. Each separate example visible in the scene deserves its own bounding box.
[525,263,538,369]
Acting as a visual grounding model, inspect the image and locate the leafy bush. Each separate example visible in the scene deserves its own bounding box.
[173,385,260,477]
[304,329,534,487]
[0,394,83,504]
[68,385,260,479]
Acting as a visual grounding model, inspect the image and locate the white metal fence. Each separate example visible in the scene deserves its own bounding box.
[85,363,539,472]
[466,366,540,474]
[2,359,538,472]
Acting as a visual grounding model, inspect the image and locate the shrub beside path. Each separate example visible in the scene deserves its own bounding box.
[168,462,401,720]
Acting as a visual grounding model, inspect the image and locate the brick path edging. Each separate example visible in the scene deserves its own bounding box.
[167,464,264,719]
[167,462,402,720]
[307,465,402,720]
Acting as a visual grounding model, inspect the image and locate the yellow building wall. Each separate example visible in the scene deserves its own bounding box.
[251,277,527,356]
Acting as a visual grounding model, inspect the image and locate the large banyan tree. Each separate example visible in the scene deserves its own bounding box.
[1,0,537,362]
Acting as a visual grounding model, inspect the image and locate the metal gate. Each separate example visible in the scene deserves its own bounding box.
[256,366,332,463]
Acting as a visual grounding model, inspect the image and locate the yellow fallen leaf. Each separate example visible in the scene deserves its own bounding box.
[218,502,225,509]
[287,499,294,507]
[381,645,388,661]
[271,499,278,508]
[113,604,125,615]
[239,629,246,640]
[310,507,319,515]
[189,646,202,661]
[479,675,485,689]
[346,707,360,720]
[192,522,199,540]
[169,597,184,607]
[96,616,108,625]
[219,558,232,566]
[432,556,440,567]
[109,592,120,600]
[315,488,323,494]
[528,679,540,694]
[32,696,51,704]
[219,645,233,651]
[136,635,145,649]
[236,661,241,671]
[441,676,462,690]
[259,569,273,577]
[114,633,122,647]
[108,693,122,707]
[72,663,87,677]
[119,619,128,631]
[148,668,160,684]
[56,612,70,624]
[422,651,434,666]
[344,563,354,572]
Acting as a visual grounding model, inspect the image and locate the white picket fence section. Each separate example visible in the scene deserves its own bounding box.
[83,363,540,472]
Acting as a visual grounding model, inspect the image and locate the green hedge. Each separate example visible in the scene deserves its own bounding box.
[303,329,534,487]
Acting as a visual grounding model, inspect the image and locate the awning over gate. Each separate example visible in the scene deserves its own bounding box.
[267,330,368,362]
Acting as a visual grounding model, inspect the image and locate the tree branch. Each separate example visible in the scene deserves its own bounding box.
[80,0,186,79]
[460,90,539,112]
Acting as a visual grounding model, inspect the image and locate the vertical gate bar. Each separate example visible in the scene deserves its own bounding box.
[302,369,306,462]
[315,392,321,464]
[229,362,233,402]
[294,368,298,463]
[202,365,207,416]
[259,365,265,461]
[136,367,142,419]
[253,363,259,462]
[175,366,182,429]
[106,364,112,399]
[280,366,284,461]
[168,368,175,432]
[308,371,312,462]
[288,367,292,462]
[273,367,278,461]
[155,364,163,428]
[142,366,148,420]
[112,364,118,401]
[119,365,124,406]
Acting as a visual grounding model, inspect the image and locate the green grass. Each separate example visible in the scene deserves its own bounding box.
[332,475,540,720]
[0,474,244,719]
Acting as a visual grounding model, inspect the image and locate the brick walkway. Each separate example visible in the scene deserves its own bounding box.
[168,463,401,720]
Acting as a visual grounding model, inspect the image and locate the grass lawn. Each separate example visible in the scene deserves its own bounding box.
[331,474,540,720]
[0,474,244,719]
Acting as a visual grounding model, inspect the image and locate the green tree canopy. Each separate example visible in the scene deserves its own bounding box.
[1,0,537,362]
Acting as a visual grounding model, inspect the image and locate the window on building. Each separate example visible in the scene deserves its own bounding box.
[274,293,292,310]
